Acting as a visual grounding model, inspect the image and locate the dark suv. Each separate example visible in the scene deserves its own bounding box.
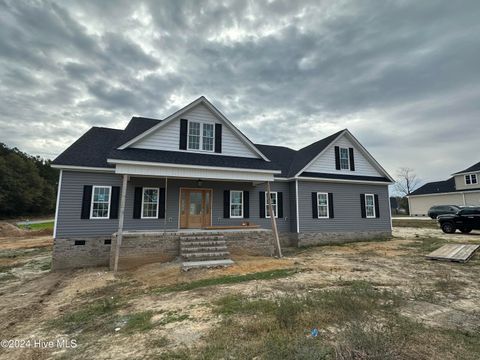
[427,205,461,219]
[437,207,480,234]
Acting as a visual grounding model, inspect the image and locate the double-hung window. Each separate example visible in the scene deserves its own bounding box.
[265,192,278,218]
[465,174,478,185]
[90,186,111,219]
[317,193,329,218]
[188,121,215,152]
[202,123,214,151]
[230,190,243,218]
[365,194,376,218]
[142,187,159,219]
[339,147,349,169]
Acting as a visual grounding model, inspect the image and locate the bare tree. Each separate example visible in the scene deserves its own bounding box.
[395,167,421,196]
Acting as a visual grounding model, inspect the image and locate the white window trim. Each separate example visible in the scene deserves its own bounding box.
[339,147,350,170]
[365,193,376,218]
[317,192,329,219]
[465,174,478,185]
[187,121,215,153]
[229,190,244,218]
[265,191,278,218]
[90,185,112,219]
[141,187,160,219]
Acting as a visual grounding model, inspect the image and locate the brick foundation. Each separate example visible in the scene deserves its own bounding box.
[296,231,392,247]
[52,237,111,270]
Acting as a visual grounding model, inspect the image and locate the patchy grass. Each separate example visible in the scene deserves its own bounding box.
[159,311,190,325]
[122,311,154,333]
[433,272,467,294]
[17,220,54,231]
[165,280,480,359]
[153,268,299,293]
[392,219,438,229]
[48,297,122,334]
[0,246,51,259]
[401,236,447,253]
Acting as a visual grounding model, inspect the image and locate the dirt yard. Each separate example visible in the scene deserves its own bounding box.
[0,226,479,359]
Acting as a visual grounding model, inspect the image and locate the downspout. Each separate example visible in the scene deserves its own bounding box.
[462,192,466,206]
[114,174,129,273]
[164,177,168,234]
[53,170,63,239]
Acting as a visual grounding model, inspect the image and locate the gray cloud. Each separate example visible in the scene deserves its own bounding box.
[0,0,479,185]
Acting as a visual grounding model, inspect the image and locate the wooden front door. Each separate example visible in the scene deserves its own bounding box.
[179,188,212,228]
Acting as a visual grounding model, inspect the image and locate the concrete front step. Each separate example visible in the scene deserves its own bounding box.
[180,235,225,242]
[181,246,228,253]
[182,251,230,260]
[182,259,234,270]
[180,240,227,247]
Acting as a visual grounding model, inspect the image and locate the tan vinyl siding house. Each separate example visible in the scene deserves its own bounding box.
[408,162,480,216]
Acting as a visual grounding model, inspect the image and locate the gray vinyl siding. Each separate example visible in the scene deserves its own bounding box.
[56,171,122,238]
[288,181,297,233]
[56,171,291,238]
[297,180,391,232]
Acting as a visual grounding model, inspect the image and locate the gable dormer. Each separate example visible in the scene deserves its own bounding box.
[302,131,388,178]
[119,98,267,160]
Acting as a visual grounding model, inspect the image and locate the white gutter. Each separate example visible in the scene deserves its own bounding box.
[51,165,115,172]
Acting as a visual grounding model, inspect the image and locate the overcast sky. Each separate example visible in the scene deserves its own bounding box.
[1,0,479,185]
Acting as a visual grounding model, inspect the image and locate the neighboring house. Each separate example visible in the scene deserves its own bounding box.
[408,162,480,216]
[51,96,393,270]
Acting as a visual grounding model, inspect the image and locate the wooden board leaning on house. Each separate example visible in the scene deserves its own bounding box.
[426,244,480,263]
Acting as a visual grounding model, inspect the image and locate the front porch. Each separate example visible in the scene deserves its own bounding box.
[109,228,277,271]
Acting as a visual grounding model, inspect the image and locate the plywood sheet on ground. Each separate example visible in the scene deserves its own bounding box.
[426,244,480,262]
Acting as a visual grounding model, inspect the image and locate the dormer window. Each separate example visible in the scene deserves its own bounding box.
[188,121,214,152]
[339,147,349,170]
[465,174,478,185]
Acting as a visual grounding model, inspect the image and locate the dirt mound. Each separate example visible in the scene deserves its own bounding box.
[0,222,26,237]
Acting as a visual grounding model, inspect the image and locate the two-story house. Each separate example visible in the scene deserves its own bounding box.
[408,162,480,216]
[51,96,393,270]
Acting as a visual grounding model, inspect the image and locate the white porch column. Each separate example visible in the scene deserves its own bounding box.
[267,181,282,258]
[114,174,129,273]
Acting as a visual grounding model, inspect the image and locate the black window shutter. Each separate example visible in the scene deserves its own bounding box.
[179,119,188,150]
[215,123,222,153]
[277,192,283,218]
[259,191,265,218]
[133,187,142,219]
[360,194,366,218]
[159,188,165,219]
[311,192,318,218]
[110,186,120,219]
[223,190,230,218]
[374,194,380,218]
[328,193,334,218]
[349,148,355,171]
[81,185,92,219]
[334,146,340,170]
[244,191,249,218]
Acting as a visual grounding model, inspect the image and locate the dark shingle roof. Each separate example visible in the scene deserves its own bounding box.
[301,172,391,182]
[115,117,161,145]
[52,127,122,168]
[410,178,456,195]
[287,130,344,177]
[254,144,297,177]
[53,118,383,182]
[452,161,480,175]
[108,148,280,172]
